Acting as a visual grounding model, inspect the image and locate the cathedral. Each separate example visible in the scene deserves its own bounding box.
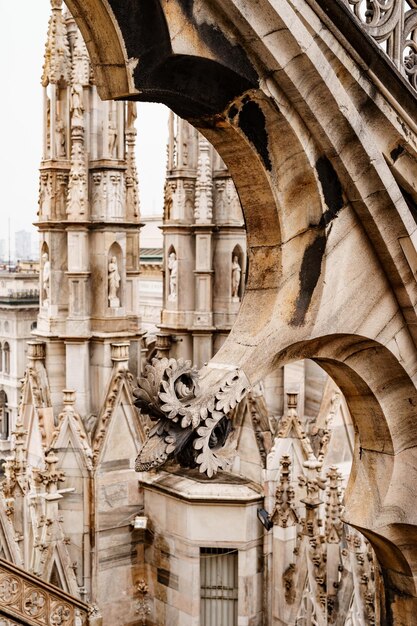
[2,0,417,624]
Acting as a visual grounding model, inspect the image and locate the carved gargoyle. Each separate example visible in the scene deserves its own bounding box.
[133,358,249,477]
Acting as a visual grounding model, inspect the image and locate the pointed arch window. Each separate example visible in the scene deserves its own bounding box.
[3,343,10,375]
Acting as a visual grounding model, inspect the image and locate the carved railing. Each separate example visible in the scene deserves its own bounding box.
[0,558,89,625]
[343,0,417,89]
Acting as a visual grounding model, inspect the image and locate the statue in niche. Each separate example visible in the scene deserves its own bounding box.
[231,255,241,301]
[70,83,84,125]
[108,118,118,158]
[108,256,121,307]
[55,117,66,157]
[42,252,50,305]
[39,173,52,218]
[168,252,178,301]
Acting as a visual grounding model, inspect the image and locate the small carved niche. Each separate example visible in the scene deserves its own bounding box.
[167,245,178,302]
[41,242,50,306]
[231,244,244,301]
[108,242,123,308]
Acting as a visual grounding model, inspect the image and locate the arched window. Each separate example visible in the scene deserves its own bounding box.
[3,343,10,375]
[0,344,3,373]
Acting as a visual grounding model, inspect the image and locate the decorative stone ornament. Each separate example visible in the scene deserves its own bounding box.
[134,358,250,477]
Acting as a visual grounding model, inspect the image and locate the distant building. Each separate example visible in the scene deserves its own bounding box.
[0,240,6,262]
[139,216,163,333]
[0,270,39,450]
[15,229,32,261]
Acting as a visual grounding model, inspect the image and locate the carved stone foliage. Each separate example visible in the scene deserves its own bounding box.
[67,130,87,217]
[71,31,89,86]
[41,0,71,87]
[195,139,213,223]
[0,560,88,625]
[272,449,376,625]
[125,105,139,219]
[134,358,249,477]
[271,455,298,527]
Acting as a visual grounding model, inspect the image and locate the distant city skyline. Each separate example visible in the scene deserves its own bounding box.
[0,0,168,243]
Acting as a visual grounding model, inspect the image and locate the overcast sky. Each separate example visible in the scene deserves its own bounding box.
[0,0,168,249]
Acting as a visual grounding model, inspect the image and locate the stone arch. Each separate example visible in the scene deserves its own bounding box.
[62,0,417,616]
[271,334,417,599]
[107,242,123,308]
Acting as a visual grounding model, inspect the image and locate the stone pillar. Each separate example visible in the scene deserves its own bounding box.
[65,340,90,416]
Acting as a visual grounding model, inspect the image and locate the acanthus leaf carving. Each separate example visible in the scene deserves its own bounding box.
[134,358,250,477]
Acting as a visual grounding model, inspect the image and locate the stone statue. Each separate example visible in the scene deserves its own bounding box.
[108,256,121,307]
[231,255,241,300]
[55,117,66,157]
[108,120,118,158]
[71,83,84,124]
[168,252,178,301]
[126,101,137,132]
[42,252,50,305]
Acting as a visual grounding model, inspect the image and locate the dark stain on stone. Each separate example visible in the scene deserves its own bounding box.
[199,23,259,86]
[108,0,172,71]
[399,184,417,226]
[390,144,404,163]
[109,0,258,119]
[291,233,326,326]
[136,55,256,118]
[238,101,272,171]
[228,104,239,120]
[316,156,344,228]
[177,0,258,86]
[177,0,194,19]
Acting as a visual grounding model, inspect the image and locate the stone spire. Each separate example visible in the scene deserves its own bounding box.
[41,0,71,88]
[160,114,246,367]
[35,4,143,418]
